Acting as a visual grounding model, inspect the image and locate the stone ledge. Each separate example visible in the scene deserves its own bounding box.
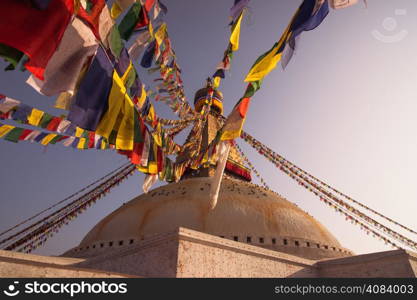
[316,249,416,266]
[177,227,316,267]
[74,227,317,270]
[74,230,180,267]
[0,250,85,266]
[0,253,138,278]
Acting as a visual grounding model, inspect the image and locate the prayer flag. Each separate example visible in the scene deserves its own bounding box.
[221,97,251,141]
[282,0,329,69]
[67,47,113,131]
[118,3,149,41]
[230,12,244,51]
[26,18,98,96]
[95,72,126,139]
[0,0,74,80]
[27,109,45,127]
[230,0,250,21]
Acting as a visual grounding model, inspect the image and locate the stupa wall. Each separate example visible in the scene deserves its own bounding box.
[316,250,417,278]
[72,228,318,278]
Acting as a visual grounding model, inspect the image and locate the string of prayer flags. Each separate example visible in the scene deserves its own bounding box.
[0,0,74,80]
[245,0,329,80]
[10,164,136,254]
[0,94,114,150]
[241,131,417,251]
[0,122,70,146]
[212,1,250,89]
[221,0,330,142]
[241,130,417,237]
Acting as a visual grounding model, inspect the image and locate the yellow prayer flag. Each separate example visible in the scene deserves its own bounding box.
[154,23,167,46]
[148,21,154,38]
[0,124,14,138]
[75,127,84,138]
[41,134,58,145]
[213,76,221,88]
[152,132,162,147]
[96,72,126,139]
[110,1,122,19]
[54,92,73,110]
[137,86,147,109]
[121,63,134,83]
[244,10,296,83]
[244,44,283,82]
[148,161,158,174]
[27,109,45,127]
[147,104,156,123]
[230,12,244,51]
[115,95,135,150]
[137,165,148,173]
[77,138,87,149]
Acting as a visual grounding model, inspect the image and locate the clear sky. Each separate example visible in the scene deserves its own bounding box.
[0,0,416,256]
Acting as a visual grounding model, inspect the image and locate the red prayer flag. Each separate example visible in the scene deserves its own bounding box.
[144,0,156,12]
[18,129,33,141]
[134,6,150,30]
[46,117,62,132]
[0,0,74,80]
[76,0,106,40]
[157,146,163,172]
[131,142,144,165]
[237,97,251,118]
[55,136,69,143]
[88,132,95,148]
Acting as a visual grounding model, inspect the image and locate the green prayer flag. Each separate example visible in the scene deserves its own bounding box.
[4,127,24,143]
[49,135,62,145]
[39,113,54,128]
[0,43,24,70]
[242,80,262,98]
[108,26,123,58]
[118,3,143,41]
[133,110,144,143]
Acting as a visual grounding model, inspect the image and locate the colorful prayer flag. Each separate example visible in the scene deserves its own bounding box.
[26,18,98,96]
[0,0,74,80]
[67,47,113,131]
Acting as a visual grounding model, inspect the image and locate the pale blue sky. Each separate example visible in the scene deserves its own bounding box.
[0,0,416,256]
